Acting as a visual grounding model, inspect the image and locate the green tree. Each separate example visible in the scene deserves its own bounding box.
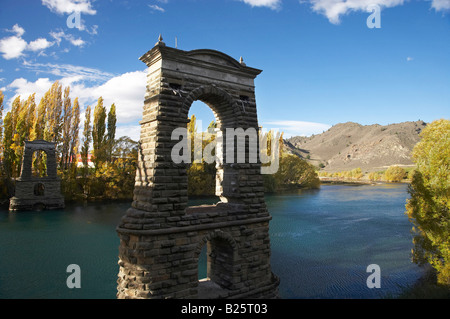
[68,97,80,176]
[61,86,73,170]
[81,105,92,178]
[107,103,117,162]
[92,97,107,168]
[406,119,450,286]
[0,90,4,146]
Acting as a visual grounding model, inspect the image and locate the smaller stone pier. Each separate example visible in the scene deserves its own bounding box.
[9,140,65,211]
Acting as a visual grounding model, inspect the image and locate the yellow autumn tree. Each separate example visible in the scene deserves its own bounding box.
[405,119,450,286]
[384,165,406,182]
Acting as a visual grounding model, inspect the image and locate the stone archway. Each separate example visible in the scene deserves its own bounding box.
[9,140,64,211]
[116,36,279,299]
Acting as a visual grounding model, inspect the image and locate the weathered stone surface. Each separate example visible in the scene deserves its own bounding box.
[116,40,278,299]
[9,140,64,211]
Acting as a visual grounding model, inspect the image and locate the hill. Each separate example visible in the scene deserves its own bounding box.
[284,121,426,173]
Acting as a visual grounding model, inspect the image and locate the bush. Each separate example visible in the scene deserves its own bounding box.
[368,171,382,181]
[384,165,406,182]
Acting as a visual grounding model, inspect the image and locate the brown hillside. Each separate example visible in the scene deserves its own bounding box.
[284,121,426,172]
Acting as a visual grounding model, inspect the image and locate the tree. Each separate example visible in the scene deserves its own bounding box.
[31,94,47,141]
[44,81,63,144]
[107,103,117,162]
[406,119,450,286]
[92,97,107,168]
[61,86,73,170]
[68,97,80,175]
[113,136,138,159]
[384,165,406,182]
[81,105,92,178]
[274,153,320,189]
[0,90,4,146]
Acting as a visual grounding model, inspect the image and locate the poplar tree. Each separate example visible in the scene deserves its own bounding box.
[44,81,63,145]
[9,96,23,176]
[31,93,48,141]
[14,96,32,175]
[2,112,14,194]
[0,90,4,147]
[92,97,107,168]
[107,103,117,162]
[61,86,73,170]
[81,105,92,177]
[69,97,80,175]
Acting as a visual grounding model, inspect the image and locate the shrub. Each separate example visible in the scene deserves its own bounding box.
[384,165,406,182]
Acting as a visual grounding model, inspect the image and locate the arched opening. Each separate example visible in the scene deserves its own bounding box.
[181,85,243,206]
[34,183,45,196]
[197,234,235,298]
[32,150,48,177]
[187,101,219,204]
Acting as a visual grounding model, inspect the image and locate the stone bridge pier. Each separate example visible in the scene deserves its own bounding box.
[9,140,64,211]
[116,36,279,299]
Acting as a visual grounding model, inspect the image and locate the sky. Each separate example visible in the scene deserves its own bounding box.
[0,0,449,139]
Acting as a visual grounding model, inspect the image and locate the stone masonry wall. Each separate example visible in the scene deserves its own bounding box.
[116,41,279,299]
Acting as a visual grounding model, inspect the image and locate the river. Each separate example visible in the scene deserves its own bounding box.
[0,183,424,299]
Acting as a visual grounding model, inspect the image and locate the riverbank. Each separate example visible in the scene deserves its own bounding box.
[319,177,411,186]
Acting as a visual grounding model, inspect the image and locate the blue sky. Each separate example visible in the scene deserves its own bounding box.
[0,0,449,139]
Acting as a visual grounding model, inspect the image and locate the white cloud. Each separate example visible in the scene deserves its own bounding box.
[22,61,114,83]
[41,0,96,15]
[263,120,331,137]
[0,35,28,59]
[431,0,450,11]
[116,125,141,141]
[406,56,414,61]
[239,0,281,9]
[89,71,147,124]
[28,38,54,51]
[50,30,85,47]
[0,24,57,59]
[69,38,85,47]
[305,0,405,24]
[42,0,98,33]
[5,69,146,126]
[6,24,25,37]
[149,4,165,12]
[5,77,55,108]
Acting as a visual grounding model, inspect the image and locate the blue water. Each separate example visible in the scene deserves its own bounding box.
[0,183,424,299]
[267,183,423,299]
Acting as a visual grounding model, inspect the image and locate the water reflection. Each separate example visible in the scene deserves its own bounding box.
[0,183,423,299]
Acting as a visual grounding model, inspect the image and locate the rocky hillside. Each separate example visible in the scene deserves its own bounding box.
[284,121,426,172]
